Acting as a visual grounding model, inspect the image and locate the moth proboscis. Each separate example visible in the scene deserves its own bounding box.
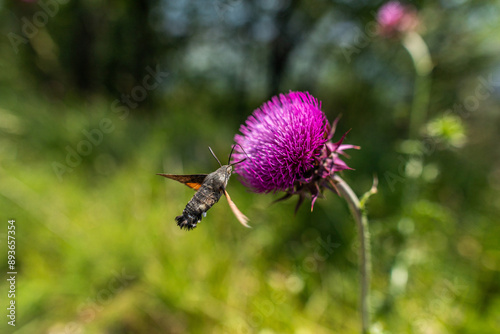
[157,146,249,231]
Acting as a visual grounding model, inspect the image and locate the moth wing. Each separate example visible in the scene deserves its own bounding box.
[224,189,250,228]
[157,174,208,191]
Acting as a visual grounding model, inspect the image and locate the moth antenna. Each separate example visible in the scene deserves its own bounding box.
[208,146,223,167]
[227,144,236,165]
[230,143,250,166]
[231,158,247,166]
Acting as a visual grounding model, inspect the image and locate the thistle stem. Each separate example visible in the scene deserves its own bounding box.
[401,32,432,203]
[402,31,432,140]
[333,175,374,334]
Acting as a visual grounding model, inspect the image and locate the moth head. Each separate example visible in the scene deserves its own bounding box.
[208,145,245,184]
[221,164,232,183]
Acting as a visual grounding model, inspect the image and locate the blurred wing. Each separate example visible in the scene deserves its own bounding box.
[157,174,208,190]
[224,189,250,228]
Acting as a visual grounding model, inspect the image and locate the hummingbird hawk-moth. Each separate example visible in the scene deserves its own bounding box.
[157,146,249,230]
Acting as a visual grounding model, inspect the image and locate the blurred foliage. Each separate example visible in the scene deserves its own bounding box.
[1,0,500,333]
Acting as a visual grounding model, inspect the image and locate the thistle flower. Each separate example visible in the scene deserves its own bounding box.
[377,1,419,38]
[232,91,359,211]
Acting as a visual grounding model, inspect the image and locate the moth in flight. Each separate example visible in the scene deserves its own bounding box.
[158,146,249,230]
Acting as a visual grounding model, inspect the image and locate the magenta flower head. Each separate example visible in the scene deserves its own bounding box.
[232,91,359,211]
[377,1,419,38]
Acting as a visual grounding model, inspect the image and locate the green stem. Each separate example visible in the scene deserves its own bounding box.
[333,175,375,334]
[401,32,432,204]
[402,31,432,140]
[408,73,431,140]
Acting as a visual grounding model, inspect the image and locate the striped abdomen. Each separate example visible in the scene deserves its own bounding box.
[175,183,223,230]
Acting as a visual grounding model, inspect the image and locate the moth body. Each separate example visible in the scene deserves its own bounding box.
[158,146,249,231]
[175,165,232,230]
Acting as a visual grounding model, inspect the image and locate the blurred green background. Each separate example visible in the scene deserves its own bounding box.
[1,0,499,333]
